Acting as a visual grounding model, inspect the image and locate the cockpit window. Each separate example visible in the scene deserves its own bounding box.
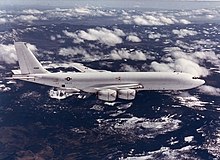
[192,77,199,79]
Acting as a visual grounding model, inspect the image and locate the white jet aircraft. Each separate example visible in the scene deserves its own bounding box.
[10,42,205,101]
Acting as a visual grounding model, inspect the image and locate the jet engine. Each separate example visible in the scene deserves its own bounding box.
[98,89,117,101]
[118,89,136,100]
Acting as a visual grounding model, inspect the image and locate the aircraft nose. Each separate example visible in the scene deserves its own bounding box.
[193,78,205,87]
[197,79,205,86]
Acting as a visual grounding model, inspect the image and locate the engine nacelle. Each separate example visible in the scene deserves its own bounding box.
[98,89,117,101]
[118,89,136,100]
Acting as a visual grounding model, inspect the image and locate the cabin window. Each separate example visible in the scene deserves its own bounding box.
[192,77,199,79]
[62,84,65,88]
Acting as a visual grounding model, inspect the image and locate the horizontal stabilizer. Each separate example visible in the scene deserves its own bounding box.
[12,69,21,75]
[7,76,36,80]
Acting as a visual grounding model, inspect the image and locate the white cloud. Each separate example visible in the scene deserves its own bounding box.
[148,33,162,39]
[175,8,220,22]
[50,35,56,41]
[110,48,147,61]
[58,47,96,60]
[44,7,116,20]
[0,84,11,92]
[199,85,220,96]
[58,46,149,62]
[78,30,97,41]
[126,35,141,42]
[123,13,192,26]
[0,43,38,64]
[164,45,220,66]
[134,15,170,26]
[70,27,125,46]
[0,44,17,64]
[63,30,84,43]
[206,15,215,19]
[173,58,209,76]
[74,7,91,15]
[150,58,209,77]
[0,18,7,24]
[22,9,44,15]
[113,28,126,36]
[150,45,216,76]
[193,39,218,46]
[150,61,174,72]
[179,19,191,24]
[172,29,198,38]
[59,47,87,56]
[16,15,39,23]
[120,64,138,72]
[63,30,76,38]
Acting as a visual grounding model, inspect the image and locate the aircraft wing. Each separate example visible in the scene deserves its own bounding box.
[72,63,110,73]
[93,83,144,91]
[72,63,97,72]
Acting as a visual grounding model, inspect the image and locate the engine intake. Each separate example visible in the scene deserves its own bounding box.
[98,89,117,101]
[118,89,136,100]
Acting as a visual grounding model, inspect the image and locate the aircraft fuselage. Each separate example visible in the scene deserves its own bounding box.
[13,71,205,93]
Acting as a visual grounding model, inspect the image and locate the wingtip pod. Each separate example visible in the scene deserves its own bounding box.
[14,42,49,74]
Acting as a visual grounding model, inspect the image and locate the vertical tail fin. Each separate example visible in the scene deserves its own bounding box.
[14,42,48,74]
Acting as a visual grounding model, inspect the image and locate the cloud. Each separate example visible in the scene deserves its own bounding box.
[150,41,220,77]
[74,7,92,15]
[126,35,141,42]
[1,7,219,27]
[150,61,174,72]
[50,35,56,41]
[123,13,191,26]
[44,7,115,20]
[0,84,11,92]
[0,43,37,64]
[199,85,220,96]
[16,15,39,23]
[0,18,7,24]
[66,27,125,46]
[63,30,84,43]
[22,9,44,15]
[2,7,114,25]
[175,8,220,22]
[0,44,17,64]
[150,43,217,76]
[164,45,220,65]
[150,44,213,77]
[58,46,152,62]
[151,58,209,77]
[109,48,147,61]
[120,64,138,72]
[148,32,162,39]
[179,19,191,24]
[172,29,198,38]
[174,58,208,76]
[134,15,173,25]
[58,47,97,60]
[193,39,218,46]
[59,47,87,56]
